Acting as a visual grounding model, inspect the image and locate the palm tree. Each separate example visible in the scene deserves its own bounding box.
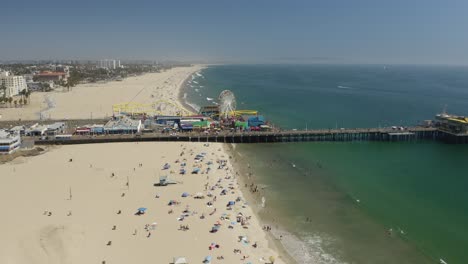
[24,98,28,105]
[0,83,7,99]
[8,97,13,107]
[19,98,24,106]
[13,100,17,108]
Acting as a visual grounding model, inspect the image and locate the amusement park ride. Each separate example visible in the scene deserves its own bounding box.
[112,90,258,118]
[218,90,258,118]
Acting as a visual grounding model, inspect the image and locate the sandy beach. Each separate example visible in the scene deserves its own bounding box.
[0,142,286,264]
[0,65,203,121]
[0,62,289,264]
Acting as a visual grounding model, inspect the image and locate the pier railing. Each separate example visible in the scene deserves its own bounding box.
[33,126,466,145]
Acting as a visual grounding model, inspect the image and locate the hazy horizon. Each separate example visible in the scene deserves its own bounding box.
[2,0,468,65]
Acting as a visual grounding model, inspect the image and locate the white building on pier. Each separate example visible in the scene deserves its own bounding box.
[0,130,21,154]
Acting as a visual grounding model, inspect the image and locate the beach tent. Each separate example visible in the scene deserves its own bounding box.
[194,192,204,198]
[203,256,212,263]
[173,257,188,264]
[192,168,200,174]
[227,201,235,206]
[159,176,168,186]
[156,176,176,186]
[181,192,189,197]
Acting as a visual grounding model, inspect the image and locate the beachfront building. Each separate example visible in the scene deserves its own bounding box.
[25,125,48,136]
[0,130,21,155]
[0,71,28,97]
[9,126,26,136]
[104,117,142,134]
[34,71,67,83]
[75,125,105,135]
[45,122,66,135]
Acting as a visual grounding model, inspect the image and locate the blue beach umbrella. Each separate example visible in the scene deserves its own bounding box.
[138,207,147,212]
[182,192,189,197]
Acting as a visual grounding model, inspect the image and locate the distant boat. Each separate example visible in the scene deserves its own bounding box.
[206,97,213,101]
[291,163,296,168]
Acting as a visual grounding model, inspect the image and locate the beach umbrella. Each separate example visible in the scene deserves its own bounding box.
[137,207,147,212]
[204,255,212,263]
[182,192,189,197]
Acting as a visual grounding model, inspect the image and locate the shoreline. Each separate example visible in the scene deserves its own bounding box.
[224,143,298,264]
[177,66,206,115]
[176,66,295,263]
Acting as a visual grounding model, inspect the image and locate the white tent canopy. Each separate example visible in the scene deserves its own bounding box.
[174,257,188,264]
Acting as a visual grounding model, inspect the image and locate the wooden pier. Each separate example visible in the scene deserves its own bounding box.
[32,127,462,145]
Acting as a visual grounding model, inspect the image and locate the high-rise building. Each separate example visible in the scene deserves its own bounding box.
[0,71,28,98]
[98,59,119,69]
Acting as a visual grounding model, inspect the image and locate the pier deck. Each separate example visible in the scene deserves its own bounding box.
[33,127,449,145]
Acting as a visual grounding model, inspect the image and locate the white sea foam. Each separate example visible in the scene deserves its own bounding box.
[193,81,199,84]
[269,228,347,264]
[195,89,199,92]
[337,85,352,89]
[185,100,200,113]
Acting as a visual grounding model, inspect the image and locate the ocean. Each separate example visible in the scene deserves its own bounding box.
[183,64,468,264]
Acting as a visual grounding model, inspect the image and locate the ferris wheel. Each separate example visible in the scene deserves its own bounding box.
[218,90,237,118]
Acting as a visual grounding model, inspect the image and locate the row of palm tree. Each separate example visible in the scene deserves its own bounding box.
[0,97,28,107]
[0,83,31,108]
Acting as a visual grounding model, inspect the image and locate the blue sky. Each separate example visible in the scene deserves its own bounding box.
[2,0,468,64]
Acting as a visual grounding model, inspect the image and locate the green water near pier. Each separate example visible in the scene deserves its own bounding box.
[184,64,468,263]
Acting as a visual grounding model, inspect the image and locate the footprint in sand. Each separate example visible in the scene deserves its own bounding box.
[18,225,84,264]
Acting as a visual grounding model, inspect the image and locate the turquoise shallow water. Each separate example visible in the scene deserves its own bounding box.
[184,64,468,264]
